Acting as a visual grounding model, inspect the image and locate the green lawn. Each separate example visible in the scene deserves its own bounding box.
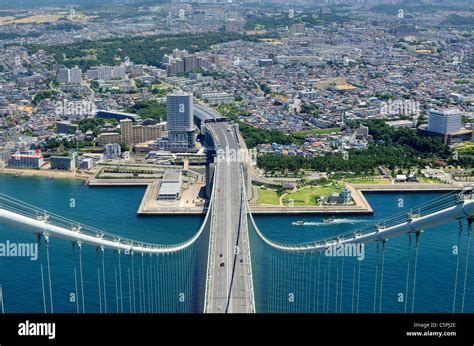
[283,186,341,206]
[456,142,474,154]
[343,178,391,185]
[256,188,281,205]
[420,177,444,184]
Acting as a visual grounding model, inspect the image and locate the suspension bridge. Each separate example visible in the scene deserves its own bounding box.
[0,105,472,314]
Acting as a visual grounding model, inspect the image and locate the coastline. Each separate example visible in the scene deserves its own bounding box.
[0,167,91,181]
[0,171,464,215]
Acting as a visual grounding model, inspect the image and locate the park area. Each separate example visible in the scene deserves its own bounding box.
[256,185,344,207]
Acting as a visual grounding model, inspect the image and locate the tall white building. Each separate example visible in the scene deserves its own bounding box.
[57,66,82,84]
[69,66,82,84]
[428,109,462,135]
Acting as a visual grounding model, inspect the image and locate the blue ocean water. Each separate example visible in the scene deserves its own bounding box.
[0,175,472,313]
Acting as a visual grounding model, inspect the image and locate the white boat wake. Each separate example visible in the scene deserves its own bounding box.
[292,219,369,226]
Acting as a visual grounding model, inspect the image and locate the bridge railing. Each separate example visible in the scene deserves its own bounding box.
[246,187,474,252]
[0,187,215,254]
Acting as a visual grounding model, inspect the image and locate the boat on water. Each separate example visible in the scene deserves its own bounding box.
[295,220,305,225]
[323,218,335,223]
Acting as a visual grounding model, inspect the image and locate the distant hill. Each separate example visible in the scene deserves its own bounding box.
[0,0,169,10]
[441,14,474,27]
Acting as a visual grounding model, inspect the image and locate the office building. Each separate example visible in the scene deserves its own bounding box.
[8,150,43,169]
[428,109,462,135]
[165,92,195,152]
[159,93,195,152]
[50,152,78,171]
[167,92,193,132]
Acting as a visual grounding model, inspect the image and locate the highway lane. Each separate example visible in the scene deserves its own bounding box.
[204,119,254,313]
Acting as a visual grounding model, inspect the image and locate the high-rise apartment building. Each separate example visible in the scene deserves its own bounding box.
[69,67,83,84]
[120,119,134,145]
[57,67,82,84]
[165,92,195,152]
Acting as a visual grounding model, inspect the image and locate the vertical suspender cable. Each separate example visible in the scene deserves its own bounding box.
[351,258,356,313]
[316,252,321,313]
[308,252,316,313]
[114,251,119,313]
[44,235,54,313]
[128,253,132,313]
[157,253,161,313]
[405,235,412,314]
[335,258,339,313]
[72,242,79,313]
[131,251,136,313]
[78,242,85,313]
[323,259,327,314]
[373,242,379,314]
[118,250,123,313]
[141,253,145,314]
[452,221,462,313]
[38,235,47,314]
[138,255,142,313]
[149,254,154,313]
[101,247,107,313]
[40,263,47,314]
[411,232,421,313]
[340,252,344,313]
[461,220,472,313]
[0,285,4,313]
[356,253,362,313]
[379,240,386,313]
[326,255,331,313]
[97,249,102,314]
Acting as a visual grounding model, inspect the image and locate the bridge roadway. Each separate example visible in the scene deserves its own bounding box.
[197,106,255,313]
